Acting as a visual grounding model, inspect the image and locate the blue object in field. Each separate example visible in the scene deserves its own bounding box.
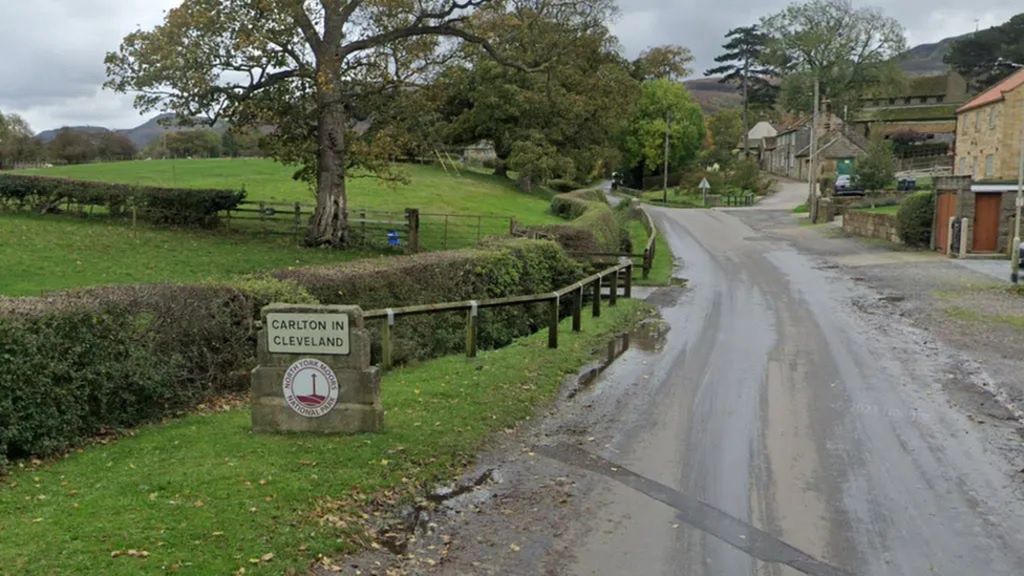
[387,230,401,247]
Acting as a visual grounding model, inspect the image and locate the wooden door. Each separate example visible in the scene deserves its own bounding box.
[935,192,956,253]
[973,193,1002,252]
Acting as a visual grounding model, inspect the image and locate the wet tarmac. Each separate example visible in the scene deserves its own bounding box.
[334,188,1024,576]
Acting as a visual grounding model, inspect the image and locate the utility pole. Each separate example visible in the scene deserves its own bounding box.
[1013,106,1022,283]
[663,111,671,204]
[808,77,820,222]
[742,59,750,158]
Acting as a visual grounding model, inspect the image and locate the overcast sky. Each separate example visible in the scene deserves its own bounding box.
[0,1,1018,133]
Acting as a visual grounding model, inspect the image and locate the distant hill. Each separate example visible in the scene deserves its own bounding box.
[35,113,227,149]
[894,34,968,76]
[36,126,111,143]
[684,77,742,114]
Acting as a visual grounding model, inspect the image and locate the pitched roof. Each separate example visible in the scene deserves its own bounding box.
[957,69,1024,114]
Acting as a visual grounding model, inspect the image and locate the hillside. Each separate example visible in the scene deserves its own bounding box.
[895,34,965,75]
[684,77,742,113]
[35,113,226,149]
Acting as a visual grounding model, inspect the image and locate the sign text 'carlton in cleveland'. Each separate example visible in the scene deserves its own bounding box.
[266,312,350,356]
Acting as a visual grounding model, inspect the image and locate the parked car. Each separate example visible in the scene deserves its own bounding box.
[834,175,865,196]
[897,178,917,191]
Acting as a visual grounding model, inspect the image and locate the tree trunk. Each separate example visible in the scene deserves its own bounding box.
[306,84,349,247]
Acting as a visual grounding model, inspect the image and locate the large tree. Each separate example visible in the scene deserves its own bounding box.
[762,0,906,115]
[946,13,1024,91]
[706,25,777,153]
[105,0,576,247]
[619,79,705,179]
[437,1,632,185]
[631,45,694,82]
[705,108,744,167]
[0,112,42,169]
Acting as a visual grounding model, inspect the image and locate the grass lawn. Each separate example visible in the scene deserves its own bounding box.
[0,300,646,575]
[638,189,707,208]
[13,159,559,226]
[0,213,376,296]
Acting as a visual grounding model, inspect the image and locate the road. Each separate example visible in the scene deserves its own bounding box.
[340,180,1024,576]
[565,181,1024,575]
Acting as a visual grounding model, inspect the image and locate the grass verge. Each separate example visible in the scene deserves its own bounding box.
[0,300,647,575]
[625,218,673,286]
[946,305,1024,331]
[0,212,375,296]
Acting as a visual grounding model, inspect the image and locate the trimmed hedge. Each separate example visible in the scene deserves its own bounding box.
[896,192,935,247]
[538,190,621,254]
[0,240,583,466]
[0,285,255,467]
[273,240,583,364]
[0,174,245,227]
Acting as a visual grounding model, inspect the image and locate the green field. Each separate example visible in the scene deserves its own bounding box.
[0,300,646,576]
[3,160,562,295]
[0,213,374,296]
[14,159,558,224]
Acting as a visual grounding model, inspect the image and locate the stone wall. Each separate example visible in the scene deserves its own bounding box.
[843,210,902,244]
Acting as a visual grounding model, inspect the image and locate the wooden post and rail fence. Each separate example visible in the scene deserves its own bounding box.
[364,260,634,370]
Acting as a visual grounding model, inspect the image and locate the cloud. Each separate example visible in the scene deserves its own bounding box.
[0,0,1017,132]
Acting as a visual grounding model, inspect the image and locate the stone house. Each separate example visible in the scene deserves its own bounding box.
[740,121,778,166]
[935,70,1024,256]
[954,69,1024,182]
[763,115,866,182]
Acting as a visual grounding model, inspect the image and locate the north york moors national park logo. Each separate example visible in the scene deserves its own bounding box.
[282,358,339,418]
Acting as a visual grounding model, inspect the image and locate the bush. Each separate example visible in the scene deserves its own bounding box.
[272,240,583,364]
[548,179,583,193]
[896,192,935,247]
[0,285,254,467]
[0,174,245,227]
[536,190,620,254]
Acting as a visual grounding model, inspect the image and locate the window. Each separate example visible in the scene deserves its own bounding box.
[975,111,981,131]
[989,107,998,130]
[985,154,995,178]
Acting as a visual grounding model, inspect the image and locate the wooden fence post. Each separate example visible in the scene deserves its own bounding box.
[572,284,583,332]
[466,302,479,358]
[609,270,618,307]
[643,248,652,280]
[592,278,601,318]
[382,312,394,370]
[624,264,633,298]
[406,208,420,253]
[548,295,559,349]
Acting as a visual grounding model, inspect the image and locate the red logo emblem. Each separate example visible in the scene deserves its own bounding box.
[282,359,339,418]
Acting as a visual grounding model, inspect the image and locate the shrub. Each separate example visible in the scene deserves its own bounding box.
[0,285,253,467]
[536,190,620,254]
[272,240,583,364]
[896,192,935,247]
[0,174,244,227]
[548,179,583,193]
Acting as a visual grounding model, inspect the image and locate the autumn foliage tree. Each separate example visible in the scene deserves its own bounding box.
[106,0,575,247]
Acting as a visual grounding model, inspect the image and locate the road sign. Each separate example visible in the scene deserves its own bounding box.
[699,177,711,191]
[266,312,350,356]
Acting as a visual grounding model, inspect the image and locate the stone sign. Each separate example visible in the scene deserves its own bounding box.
[251,304,383,434]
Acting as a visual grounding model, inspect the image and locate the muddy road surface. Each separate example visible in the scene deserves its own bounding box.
[337,195,1024,576]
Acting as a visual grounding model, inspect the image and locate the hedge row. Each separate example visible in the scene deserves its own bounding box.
[0,174,245,227]
[538,189,621,253]
[0,240,580,466]
[273,239,583,364]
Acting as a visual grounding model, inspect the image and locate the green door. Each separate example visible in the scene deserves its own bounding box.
[837,158,854,176]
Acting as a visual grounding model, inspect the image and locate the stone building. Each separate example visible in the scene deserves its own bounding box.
[763,115,865,182]
[954,69,1024,182]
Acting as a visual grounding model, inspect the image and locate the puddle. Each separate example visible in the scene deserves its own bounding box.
[631,318,669,352]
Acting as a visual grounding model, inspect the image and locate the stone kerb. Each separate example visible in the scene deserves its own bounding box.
[251,304,383,434]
